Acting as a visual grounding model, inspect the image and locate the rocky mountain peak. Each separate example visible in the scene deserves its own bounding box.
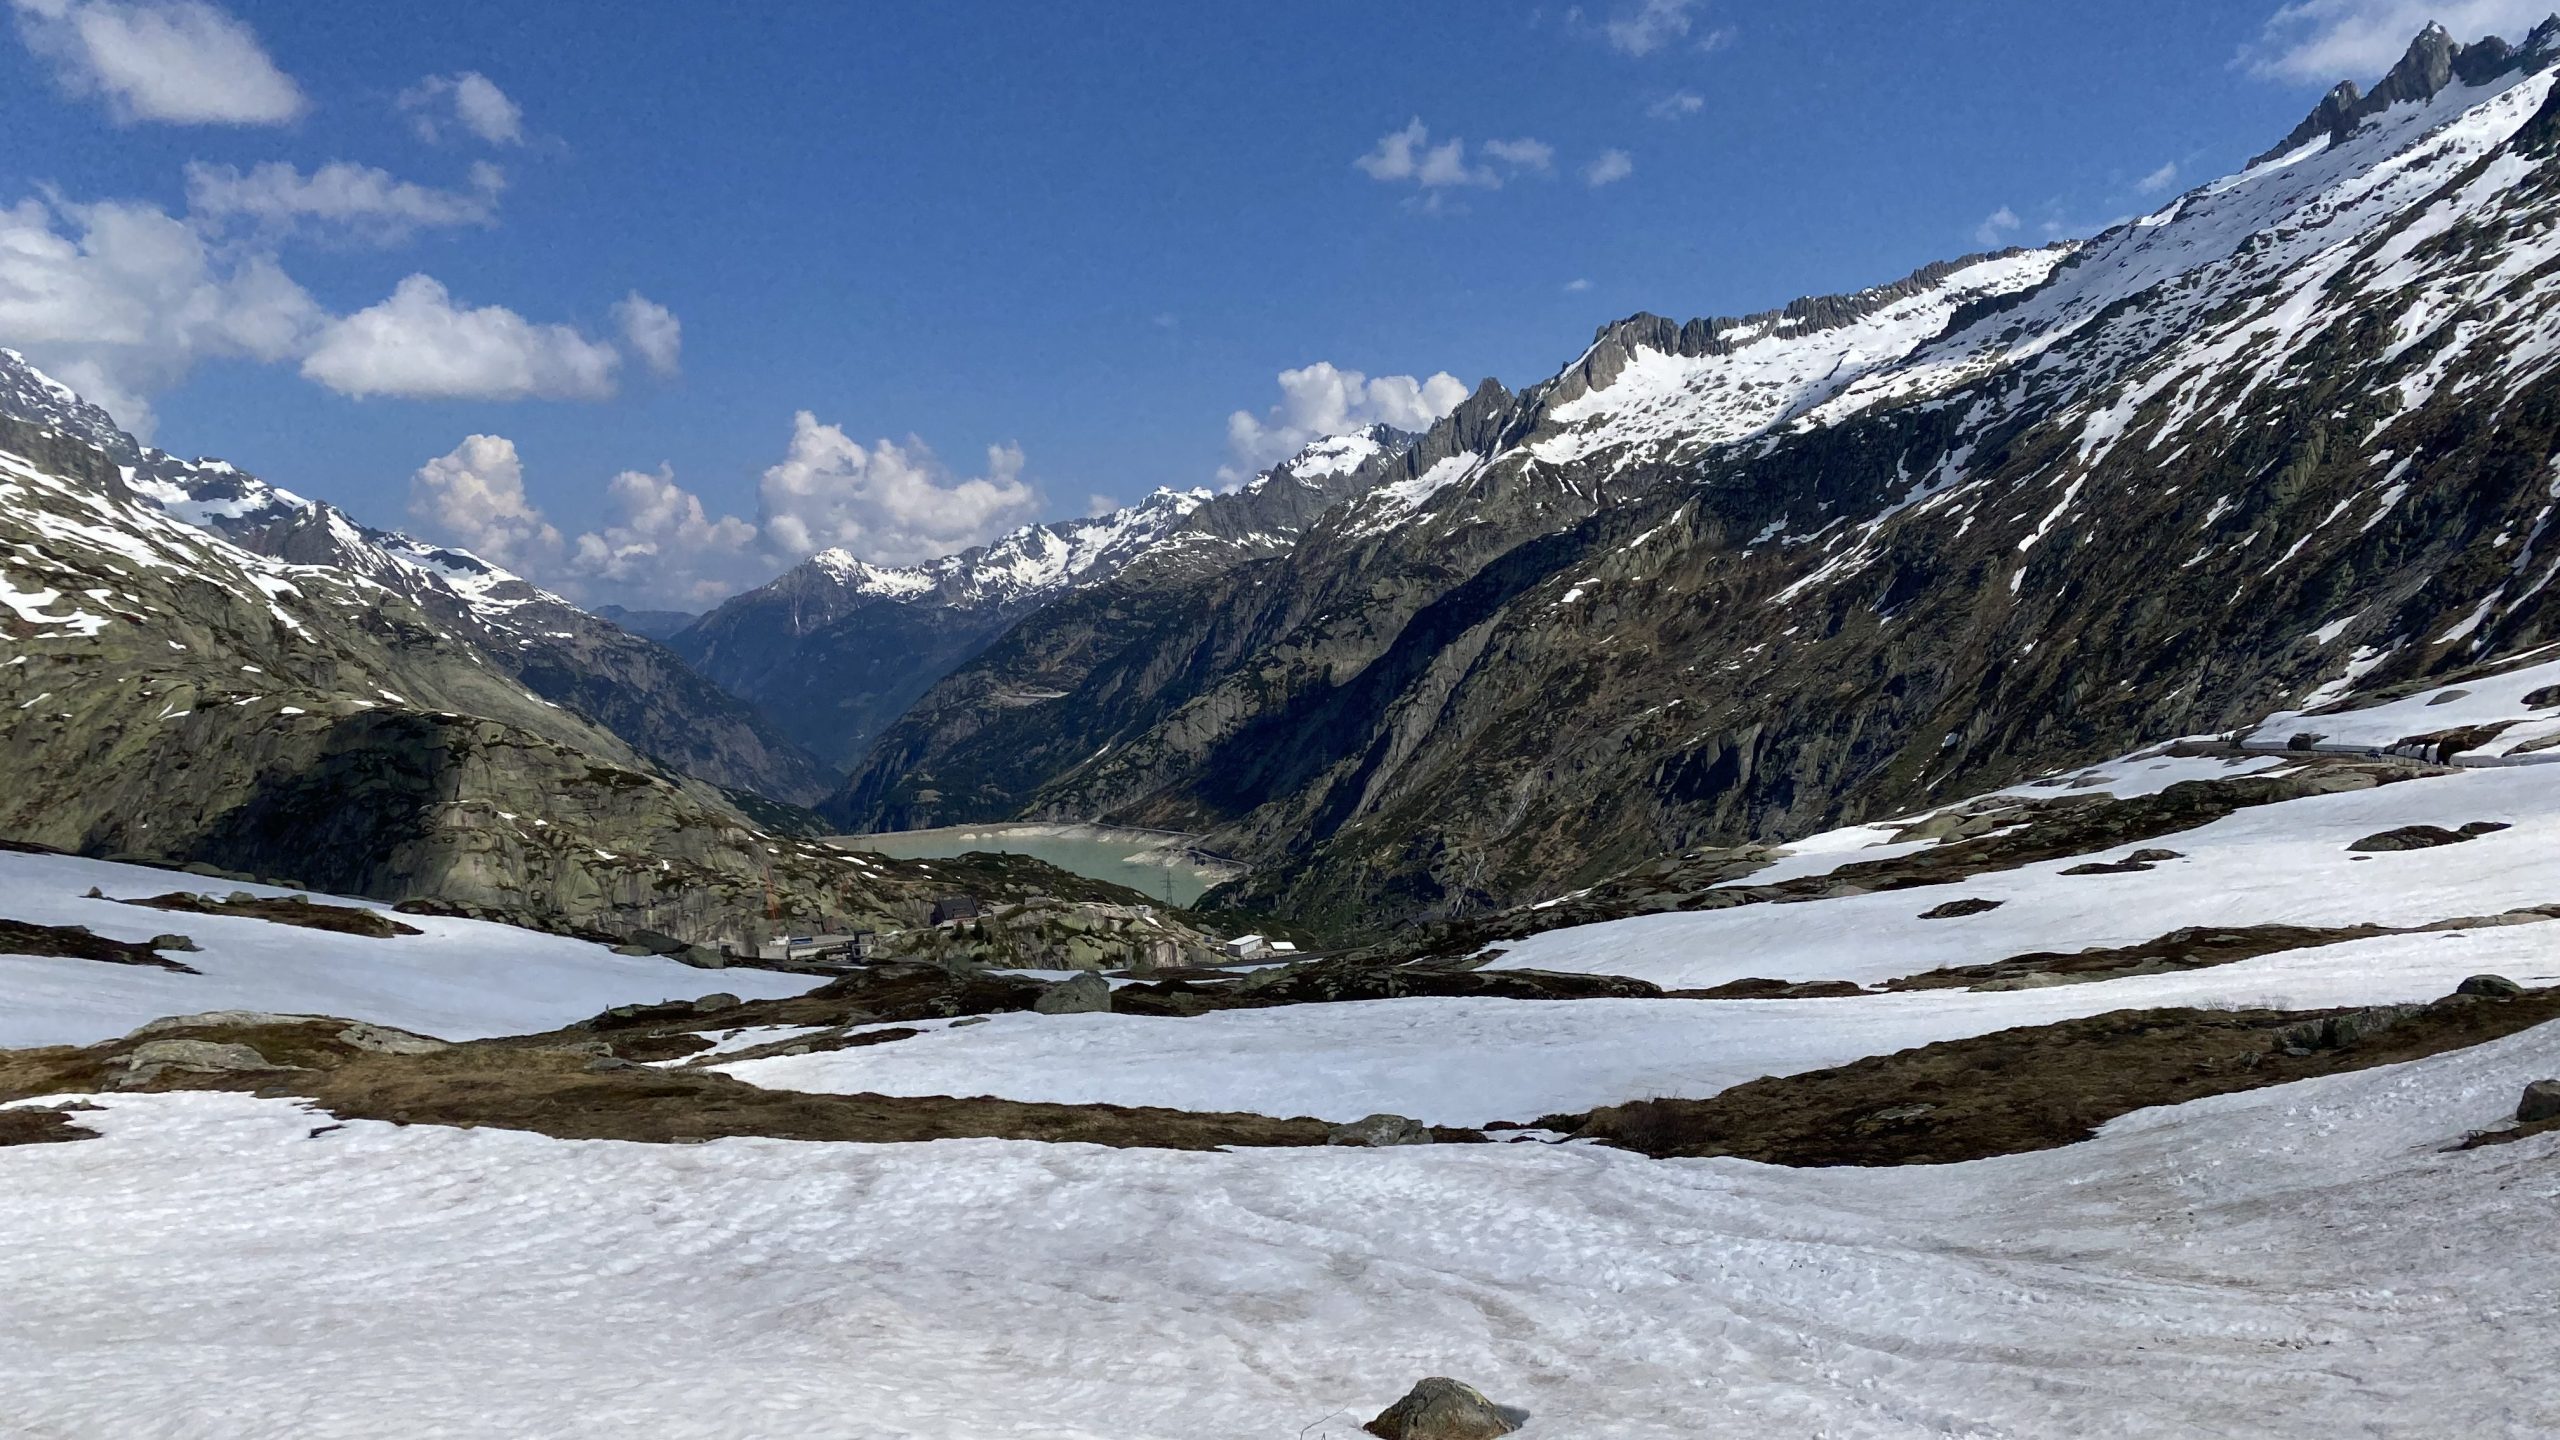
[0,349,131,461]
[2252,17,2559,166]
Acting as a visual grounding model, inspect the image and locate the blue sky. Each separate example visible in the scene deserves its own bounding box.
[0,0,2533,607]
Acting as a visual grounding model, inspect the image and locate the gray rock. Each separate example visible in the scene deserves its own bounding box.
[671,945,728,970]
[583,1056,656,1074]
[2519,1079,2560,1124]
[625,928,689,956]
[1362,1377,1527,1439]
[128,1010,318,1037]
[610,943,656,957]
[2275,1004,2423,1055]
[2348,825,2481,853]
[335,1022,449,1055]
[1328,1113,1434,1148]
[148,933,201,952]
[1919,897,2004,920]
[2456,974,2525,998]
[110,1038,278,1088]
[690,992,743,1014]
[948,1015,991,1028]
[1032,971,1111,1015]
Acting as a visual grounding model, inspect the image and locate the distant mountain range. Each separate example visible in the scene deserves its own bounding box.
[665,425,1412,773]
[9,21,2558,947]
[830,20,2560,934]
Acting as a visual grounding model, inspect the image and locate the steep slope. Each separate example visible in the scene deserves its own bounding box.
[0,406,941,942]
[846,22,2560,935]
[0,352,838,807]
[683,427,1411,772]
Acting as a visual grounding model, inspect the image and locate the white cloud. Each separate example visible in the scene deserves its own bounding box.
[2244,1,2548,83]
[2136,161,2181,196]
[567,464,761,605]
[0,192,320,438]
[1974,205,2022,247]
[611,292,681,377]
[1356,117,1497,190]
[758,413,1038,566]
[397,70,523,145]
[1647,90,1705,120]
[1481,137,1556,172]
[1564,277,1594,293]
[1355,119,1558,205]
[7,0,304,124]
[182,160,504,243]
[1584,149,1636,188]
[1604,0,1702,56]
[301,275,620,401]
[1223,362,1471,476]
[409,434,563,573]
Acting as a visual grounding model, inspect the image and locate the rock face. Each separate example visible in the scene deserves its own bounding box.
[831,28,2560,939]
[1362,1378,1527,1440]
[0,349,838,808]
[0,402,995,943]
[108,1039,278,1087]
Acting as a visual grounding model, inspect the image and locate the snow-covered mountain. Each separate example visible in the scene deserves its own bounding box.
[670,425,1414,771]
[0,349,840,805]
[838,20,2560,934]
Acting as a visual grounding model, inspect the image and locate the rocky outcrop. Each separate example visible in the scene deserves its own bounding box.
[1362,1379,1526,1440]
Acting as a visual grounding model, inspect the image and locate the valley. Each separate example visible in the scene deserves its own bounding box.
[7,12,2560,1437]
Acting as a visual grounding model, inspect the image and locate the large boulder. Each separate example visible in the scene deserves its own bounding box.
[1032,972,1112,1015]
[1328,1113,1433,1148]
[2457,974,2526,998]
[2519,1080,2560,1124]
[109,1038,279,1088]
[1363,1377,1528,1439]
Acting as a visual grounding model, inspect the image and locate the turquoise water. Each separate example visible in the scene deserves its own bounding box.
[834,826,1232,907]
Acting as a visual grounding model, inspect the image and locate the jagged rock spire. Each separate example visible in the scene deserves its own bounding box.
[2252,17,2560,167]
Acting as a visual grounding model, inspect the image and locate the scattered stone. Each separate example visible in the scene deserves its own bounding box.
[2519,1080,2560,1124]
[0,919,199,973]
[2061,860,2154,875]
[110,1038,279,1088]
[1362,1377,1527,1440]
[1328,1113,1433,1147]
[671,945,727,970]
[2125,848,2185,863]
[1919,897,2004,919]
[336,1022,449,1055]
[2349,825,2488,852]
[148,932,200,952]
[83,886,102,899]
[584,1056,656,1074]
[2457,974,2526,998]
[129,1010,317,1036]
[948,1015,991,1028]
[611,944,655,957]
[625,928,690,956]
[2274,1004,2423,1055]
[2524,685,2560,709]
[2427,688,2472,706]
[1032,971,1112,1015]
[690,993,743,1014]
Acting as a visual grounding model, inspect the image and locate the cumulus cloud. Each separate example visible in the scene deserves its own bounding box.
[2244,1,2549,83]
[1355,118,1557,204]
[566,464,761,605]
[758,413,1037,564]
[2136,161,2181,197]
[611,291,681,377]
[1974,205,2022,247]
[1223,362,1471,478]
[183,159,504,243]
[397,70,523,145]
[1647,90,1705,120]
[7,0,304,124]
[301,275,621,401]
[1584,149,1635,187]
[0,192,320,438]
[1564,277,1594,292]
[408,434,563,573]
